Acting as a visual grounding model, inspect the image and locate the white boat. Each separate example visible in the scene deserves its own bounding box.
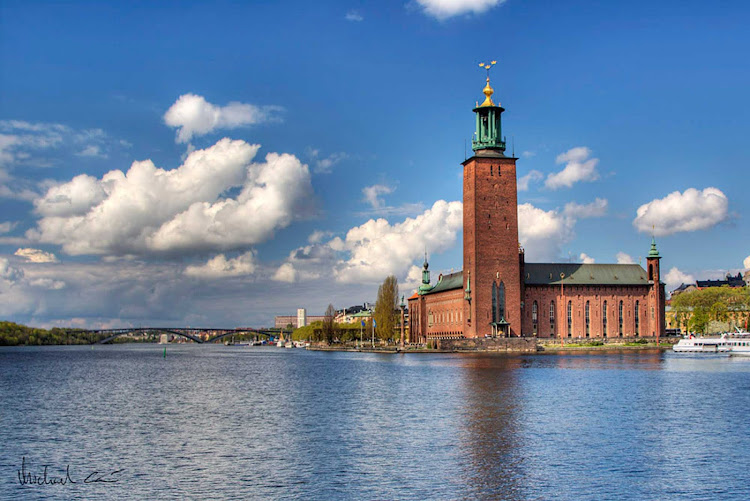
[284,341,294,348]
[277,339,285,347]
[673,329,750,355]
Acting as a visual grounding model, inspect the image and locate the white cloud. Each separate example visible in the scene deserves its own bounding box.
[164,94,282,143]
[563,197,608,219]
[28,138,313,255]
[307,148,348,174]
[521,151,536,158]
[0,257,24,283]
[14,248,59,263]
[579,253,595,264]
[76,145,107,158]
[518,169,543,191]
[616,252,635,264]
[0,221,16,234]
[184,251,256,279]
[333,200,463,283]
[362,184,394,209]
[345,10,364,21]
[308,230,333,244]
[545,146,600,190]
[633,187,729,236]
[415,0,506,20]
[744,255,750,270]
[664,267,696,293]
[272,262,297,283]
[518,198,608,261]
[29,278,66,289]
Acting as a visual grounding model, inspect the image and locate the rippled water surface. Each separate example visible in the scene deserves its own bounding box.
[2,345,749,500]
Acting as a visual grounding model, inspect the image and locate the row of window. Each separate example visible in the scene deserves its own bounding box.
[531,299,643,337]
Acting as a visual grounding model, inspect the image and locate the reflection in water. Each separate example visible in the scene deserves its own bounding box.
[456,355,524,500]
[2,347,750,500]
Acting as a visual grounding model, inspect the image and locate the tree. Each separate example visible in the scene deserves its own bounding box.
[374,275,399,341]
[322,303,337,343]
[671,287,750,333]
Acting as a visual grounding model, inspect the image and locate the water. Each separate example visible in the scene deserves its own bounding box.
[1,345,749,500]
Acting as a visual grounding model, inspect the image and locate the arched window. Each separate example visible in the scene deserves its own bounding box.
[585,301,590,337]
[635,300,640,337]
[603,300,608,338]
[619,300,624,337]
[549,301,555,337]
[532,301,538,335]
[567,300,572,337]
[491,281,506,323]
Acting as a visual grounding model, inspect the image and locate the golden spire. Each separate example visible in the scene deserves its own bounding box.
[478,61,498,107]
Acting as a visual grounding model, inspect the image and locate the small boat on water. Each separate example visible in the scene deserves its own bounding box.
[277,339,285,347]
[284,341,294,348]
[673,328,750,355]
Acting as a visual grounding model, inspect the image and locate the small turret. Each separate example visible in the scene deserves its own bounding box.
[418,252,432,294]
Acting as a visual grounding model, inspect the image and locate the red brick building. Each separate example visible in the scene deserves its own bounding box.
[408,76,665,342]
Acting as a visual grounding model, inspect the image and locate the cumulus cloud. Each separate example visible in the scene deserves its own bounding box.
[518,198,608,261]
[744,255,750,270]
[633,187,729,236]
[579,253,595,264]
[164,94,282,143]
[184,251,256,278]
[518,169,543,191]
[14,248,59,263]
[362,184,394,209]
[415,0,506,20]
[664,267,696,293]
[333,200,463,283]
[545,146,600,190]
[616,252,635,264]
[272,262,297,283]
[277,200,463,285]
[28,138,313,255]
[345,10,363,21]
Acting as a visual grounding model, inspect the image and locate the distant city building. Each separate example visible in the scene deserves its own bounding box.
[297,308,307,328]
[671,272,747,297]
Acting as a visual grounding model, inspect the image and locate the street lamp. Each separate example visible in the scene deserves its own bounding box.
[400,295,406,349]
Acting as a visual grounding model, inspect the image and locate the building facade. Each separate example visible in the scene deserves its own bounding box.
[408,75,666,341]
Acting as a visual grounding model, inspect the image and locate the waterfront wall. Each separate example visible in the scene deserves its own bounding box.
[435,337,538,352]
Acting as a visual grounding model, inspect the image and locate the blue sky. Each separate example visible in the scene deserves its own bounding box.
[1,0,748,328]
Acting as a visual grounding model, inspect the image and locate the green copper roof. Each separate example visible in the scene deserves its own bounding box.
[648,237,660,258]
[524,263,649,285]
[421,271,464,295]
[416,263,651,296]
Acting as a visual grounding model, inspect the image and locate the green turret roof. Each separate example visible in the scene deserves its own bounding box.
[648,237,660,258]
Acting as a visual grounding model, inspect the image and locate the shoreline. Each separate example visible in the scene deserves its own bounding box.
[307,342,676,354]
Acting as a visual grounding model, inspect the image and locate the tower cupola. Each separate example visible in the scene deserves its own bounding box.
[472,61,506,152]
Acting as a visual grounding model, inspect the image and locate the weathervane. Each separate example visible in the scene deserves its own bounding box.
[478,60,497,78]
[477,60,498,107]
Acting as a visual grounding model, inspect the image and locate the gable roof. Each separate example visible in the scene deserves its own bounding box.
[421,271,464,295]
[416,263,651,296]
[524,263,649,286]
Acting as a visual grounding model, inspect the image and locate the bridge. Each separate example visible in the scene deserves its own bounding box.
[71,327,290,344]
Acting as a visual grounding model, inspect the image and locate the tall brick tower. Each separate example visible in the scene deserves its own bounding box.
[647,237,666,341]
[462,68,523,338]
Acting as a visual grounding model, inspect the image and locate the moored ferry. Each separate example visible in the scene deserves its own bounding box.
[673,329,750,355]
